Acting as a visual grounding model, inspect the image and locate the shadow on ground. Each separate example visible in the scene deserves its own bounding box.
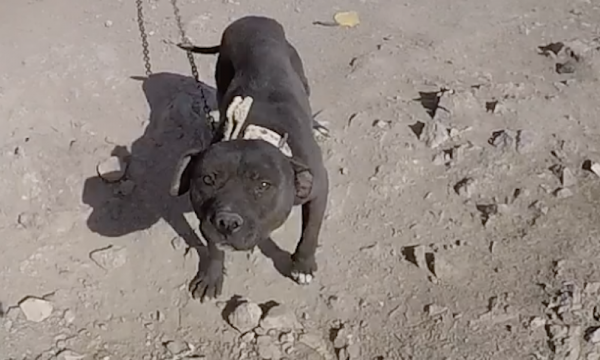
[81,71,295,282]
[82,72,215,249]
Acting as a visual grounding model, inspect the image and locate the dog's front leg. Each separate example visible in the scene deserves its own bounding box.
[189,241,225,302]
[291,187,328,285]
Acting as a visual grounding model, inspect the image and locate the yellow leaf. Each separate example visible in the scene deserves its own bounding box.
[334,11,360,28]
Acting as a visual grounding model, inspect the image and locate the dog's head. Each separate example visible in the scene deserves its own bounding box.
[171,139,313,251]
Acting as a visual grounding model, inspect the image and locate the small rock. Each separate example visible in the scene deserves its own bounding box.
[56,350,85,360]
[90,246,128,270]
[63,309,76,324]
[529,200,549,215]
[405,244,434,272]
[425,304,448,317]
[554,188,573,199]
[257,335,282,360]
[19,297,53,322]
[489,130,514,150]
[373,120,390,129]
[96,156,128,183]
[476,204,498,226]
[454,178,476,197]
[164,340,190,355]
[16,211,40,229]
[516,130,535,154]
[557,60,577,74]
[561,167,577,187]
[420,121,449,149]
[241,332,256,343]
[590,163,600,177]
[332,326,350,349]
[587,327,600,343]
[529,317,546,329]
[260,304,302,331]
[298,333,335,360]
[228,301,262,333]
[104,20,113,28]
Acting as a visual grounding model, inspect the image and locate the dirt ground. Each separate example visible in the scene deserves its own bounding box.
[3,0,600,359]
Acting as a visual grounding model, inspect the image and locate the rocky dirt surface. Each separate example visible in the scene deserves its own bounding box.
[3,0,600,359]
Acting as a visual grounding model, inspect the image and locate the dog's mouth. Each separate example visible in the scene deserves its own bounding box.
[199,219,258,252]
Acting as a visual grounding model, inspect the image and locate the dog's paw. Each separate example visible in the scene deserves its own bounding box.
[290,254,317,285]
[188,263,224,302]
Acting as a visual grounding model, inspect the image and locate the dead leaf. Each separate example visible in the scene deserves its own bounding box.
[334,11,360,28]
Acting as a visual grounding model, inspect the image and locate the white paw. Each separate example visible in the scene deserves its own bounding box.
[291,271,313,285]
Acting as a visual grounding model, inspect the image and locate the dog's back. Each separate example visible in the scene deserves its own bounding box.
[220,16,287,67]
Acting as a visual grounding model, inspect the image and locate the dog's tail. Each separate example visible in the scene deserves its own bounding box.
[177,43,220,54]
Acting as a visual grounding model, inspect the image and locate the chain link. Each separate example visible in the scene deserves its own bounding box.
[135,0,152,76]
[134,0,214,124]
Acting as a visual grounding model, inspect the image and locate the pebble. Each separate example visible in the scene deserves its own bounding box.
[298,333,334,360]
[332,327,350,349]
[19,297,53,322]
[90,246,128,270]
[425,304,448,317]
[561,167,577,187]
[591,162,600,177]
[516,130,535,154]
[489,130,514,150]
[260,304,302,331]
[104,20,113,28]
[454,178,476,197]
[96,156,128,182]
[241,331,256,343]
[164,340,190,355]
[228,301,263,333]
[529,317,546,329]
[420,121,449,149]
[588,328,600,343]
[56,350,85,360]
[373,120,390,129]
[16,211,40,229]
[63,309,76,324]
[554,188,574,199]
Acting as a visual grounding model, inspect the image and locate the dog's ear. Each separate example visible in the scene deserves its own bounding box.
[289,158,314,205]
[170,148,204,197]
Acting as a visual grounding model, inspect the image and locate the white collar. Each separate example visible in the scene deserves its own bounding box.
[218,95,292,157]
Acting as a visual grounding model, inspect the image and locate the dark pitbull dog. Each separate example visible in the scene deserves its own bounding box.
[171,16,329,302]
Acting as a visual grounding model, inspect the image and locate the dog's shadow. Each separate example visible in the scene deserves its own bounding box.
[81,72,293,280]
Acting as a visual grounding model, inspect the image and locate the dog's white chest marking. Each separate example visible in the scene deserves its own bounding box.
[219,96,292,157]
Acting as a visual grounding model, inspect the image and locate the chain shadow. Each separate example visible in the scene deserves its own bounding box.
[81,72,215,262]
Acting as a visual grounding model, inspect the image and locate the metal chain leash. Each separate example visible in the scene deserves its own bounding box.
[135,0,215,124]
[135,0,152,76]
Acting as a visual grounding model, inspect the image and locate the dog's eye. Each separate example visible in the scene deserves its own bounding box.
[202,175,215,185]
[259,181,271,190]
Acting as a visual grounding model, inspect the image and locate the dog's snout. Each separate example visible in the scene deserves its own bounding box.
[214,211,244,234]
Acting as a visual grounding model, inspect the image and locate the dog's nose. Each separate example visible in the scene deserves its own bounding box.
[214,211,244,234]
